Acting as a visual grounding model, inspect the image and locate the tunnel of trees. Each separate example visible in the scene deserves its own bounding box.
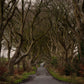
[0,0,84,83]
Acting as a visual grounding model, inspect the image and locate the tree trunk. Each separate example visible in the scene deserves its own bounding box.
[65,49,69,75]
[27,58,32,72]
[65,49,68,64]
[27,60,32,71]
[0,31,3,58]
[8,61,14,75]
[8,46,11,62]
[0,39,2,58]
[72,0,84,63]
[17,63,20,72]
[8,44,21,75]
[0,0,4,58]
[80,23,84,63]
[22,58,26,71]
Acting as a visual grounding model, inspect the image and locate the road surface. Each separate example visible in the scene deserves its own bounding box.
[20,65,71,84]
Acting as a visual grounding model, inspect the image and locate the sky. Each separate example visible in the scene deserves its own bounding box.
[18,0,36,9]
[5,0,36,9]
[1,45,16,58]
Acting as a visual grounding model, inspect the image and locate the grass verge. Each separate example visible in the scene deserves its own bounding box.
[0,66,36,84]
[14,71,35,84]
[6,71,36,84]
[48,68,84,84]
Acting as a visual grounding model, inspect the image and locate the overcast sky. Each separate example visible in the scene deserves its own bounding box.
[18,0,36,8]
[5,0,36,9]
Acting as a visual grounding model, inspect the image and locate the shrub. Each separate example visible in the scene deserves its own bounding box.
[0,63,8,81]
[79,64,84,77]
[51,57,57,68]
[64,64,74,76]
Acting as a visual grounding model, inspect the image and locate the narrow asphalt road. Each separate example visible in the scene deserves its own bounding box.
[20,65,71,84]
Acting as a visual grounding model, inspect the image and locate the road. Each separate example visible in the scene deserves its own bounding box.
[20,65,71,84]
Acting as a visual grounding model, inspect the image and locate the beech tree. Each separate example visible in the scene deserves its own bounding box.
[0,0,17,58]
[0,0,84,77]
[72,0,84,63]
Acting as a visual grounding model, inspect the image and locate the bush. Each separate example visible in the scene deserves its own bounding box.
[64,64,74,76]
[79,64,84,77]
[48,69,72,83]
[14,71,36,84]
[0,61,8,81]
[51,57,57,68]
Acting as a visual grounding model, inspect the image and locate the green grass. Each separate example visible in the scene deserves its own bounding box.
[32,66,37,71]
[48,69,84,84]
[14,71,36,84]
[49,70,72,83]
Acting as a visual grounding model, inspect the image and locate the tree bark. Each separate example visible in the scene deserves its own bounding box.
[80,23,84,63]
[0,34,2,58]
[27,59,32,72]
[22,58,26,71]
[8,42,22,75]
[65,49,68,64]
[8,46,11,62]
[8,0,24,75]
[8,60,14,75]
[17,63,20,72]
[72,0,84,63]
[0,0,4,58]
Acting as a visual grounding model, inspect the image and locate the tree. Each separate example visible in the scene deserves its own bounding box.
[72,0,84,63]
[0,0,17,58]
